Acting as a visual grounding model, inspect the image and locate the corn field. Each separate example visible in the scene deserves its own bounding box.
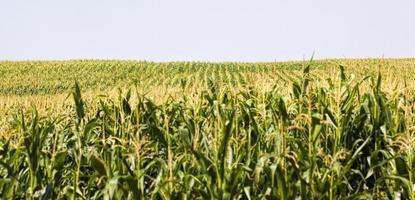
[1,60,415,199]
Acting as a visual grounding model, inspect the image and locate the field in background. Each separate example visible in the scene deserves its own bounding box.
[1,58,415,199]
[1,59,415,109]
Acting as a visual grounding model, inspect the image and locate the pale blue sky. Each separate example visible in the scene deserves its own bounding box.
[1,0,414,61]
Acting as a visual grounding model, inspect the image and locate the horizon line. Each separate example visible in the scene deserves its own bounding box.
[1,56,414,63]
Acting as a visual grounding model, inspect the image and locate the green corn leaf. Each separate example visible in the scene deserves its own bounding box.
[90,154,108,177]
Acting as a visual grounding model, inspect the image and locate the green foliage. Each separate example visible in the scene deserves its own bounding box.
[1,62,415,199]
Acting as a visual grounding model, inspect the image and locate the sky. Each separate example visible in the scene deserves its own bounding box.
[1,0,414,62]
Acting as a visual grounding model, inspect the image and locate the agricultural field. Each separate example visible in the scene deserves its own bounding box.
[1,59,415,199]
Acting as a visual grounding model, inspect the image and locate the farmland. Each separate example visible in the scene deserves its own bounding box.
[1,59,415,199]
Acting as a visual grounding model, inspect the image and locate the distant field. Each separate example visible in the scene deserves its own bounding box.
[1,59,414,108]
[0,60,304,95]
[1,58,415,199]
[0,59,413,95]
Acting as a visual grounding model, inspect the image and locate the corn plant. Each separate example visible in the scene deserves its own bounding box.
[1,63,415,199]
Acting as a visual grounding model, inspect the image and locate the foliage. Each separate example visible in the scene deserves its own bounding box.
[1,64,415,199]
